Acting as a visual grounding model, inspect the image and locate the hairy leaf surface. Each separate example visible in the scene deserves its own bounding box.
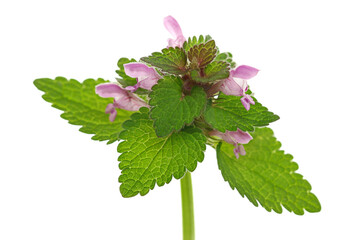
[141,47,187,75]
[217,127,321,215]
[118,108,206,197]
[149,75,207,137]
[204,94,279,132]
[190,61,230,83]
[34,77,133,144]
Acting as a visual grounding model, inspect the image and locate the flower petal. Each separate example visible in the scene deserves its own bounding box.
[138,77,159,90]
[105,103,115,114]
[234,148,240,159]
[209,130,233,144]
[219,77,244,96]
[108,109,117,122]
[124,82,140,92]
[164,16,186,48]
[124,63,155,78]
[241,95,255,111]
[229,129,253,144]
[164,15,184,39]
[124,63,161,91]
[238,145,246,156]
[96,83,128,98]
[232,65,259,79]
[241,97,251,110]
[114,93,148,112]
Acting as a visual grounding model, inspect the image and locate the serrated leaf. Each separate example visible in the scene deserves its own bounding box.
[188,40,217,68]
[217,127,321,215]
[140,47,187,75]
[190,61,230,83]
[204,93,279,132]
[149,75,207,137]
[34,77,133,144]
[117,108,206,197]
[183,35,213,52]
[215,52,236,68]
[115,57,137,87]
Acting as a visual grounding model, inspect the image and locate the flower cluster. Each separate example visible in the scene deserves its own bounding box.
[95,16,260,158]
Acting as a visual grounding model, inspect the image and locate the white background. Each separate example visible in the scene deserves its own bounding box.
[1,0,350,239]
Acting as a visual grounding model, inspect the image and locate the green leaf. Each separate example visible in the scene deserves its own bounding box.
[217,127,321,215]
[140,47,187,75]
[34,77,133,144]
[190,61,230,83]
[183,35,213,52]
[117,108,206,197]
[188,40,217,68]
[204,93,279,132]
[149,75,207,137]
[115,57,137,87]
[215,52,236,68]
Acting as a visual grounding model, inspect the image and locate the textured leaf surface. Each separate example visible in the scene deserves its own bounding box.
[204,93,279,132]
[217,127,321,215]
[183,35,213,52]
[188,40,217,68]
[34,77,133,144]
[149,75,207,137]
[215,52,236,68]
[190,61,230,83]
[140,47,187,75]
[117,108,206,197]
[115,57,137,87]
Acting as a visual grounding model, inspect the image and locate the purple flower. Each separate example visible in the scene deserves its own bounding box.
[95,83,148,122]
[209,65,259,111]
[123,62,161,92]
[241,95,255,111]
[210,129,253,159]
[164,15,186,48]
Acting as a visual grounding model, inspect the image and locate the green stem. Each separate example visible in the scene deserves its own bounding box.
[180,172,195,240]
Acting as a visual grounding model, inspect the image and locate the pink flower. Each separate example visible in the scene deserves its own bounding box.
[241,95,255,111]
[164,15,186,48]
[95,83,148,122]
[123,62,161,92]
[210,129,253,159]
[209,65,259,111]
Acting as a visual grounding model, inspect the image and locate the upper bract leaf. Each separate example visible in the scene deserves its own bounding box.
[117,108,206,197]
[183,35,213,52]
[190,61,230,83]
[204,93,279,132]
[215,52,236,68]
[217,127,321,215]
[140,47,187,75]
[149,75,207,137]
[34,77,133,144]
[188,40,217,68]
